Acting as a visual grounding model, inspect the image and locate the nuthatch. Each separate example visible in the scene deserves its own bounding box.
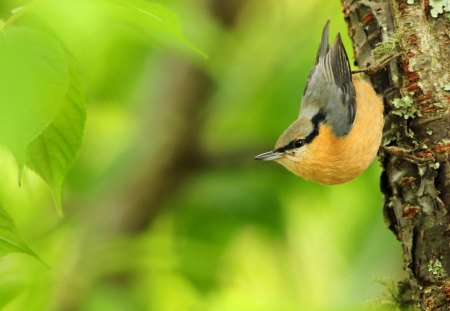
[255,21,384,185]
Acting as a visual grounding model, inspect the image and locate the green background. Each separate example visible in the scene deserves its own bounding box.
[0,0,402,310]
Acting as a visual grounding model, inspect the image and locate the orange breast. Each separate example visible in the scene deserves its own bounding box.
[281,77,384,184]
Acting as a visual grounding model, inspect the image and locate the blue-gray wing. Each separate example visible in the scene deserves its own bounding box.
[300,22,356,137]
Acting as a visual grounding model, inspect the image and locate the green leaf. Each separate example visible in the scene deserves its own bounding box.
[0,26,69,172]
[35,0,204,56]
[26,53,86,217]
[103,0,205,56]
[0,203,38,259]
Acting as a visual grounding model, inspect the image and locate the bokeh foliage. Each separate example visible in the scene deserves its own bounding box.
[0,0,402,310]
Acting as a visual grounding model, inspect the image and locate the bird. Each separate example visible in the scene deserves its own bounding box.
[255,21,384,185]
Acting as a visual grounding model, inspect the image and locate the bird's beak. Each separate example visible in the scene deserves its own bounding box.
[254,151,283,161]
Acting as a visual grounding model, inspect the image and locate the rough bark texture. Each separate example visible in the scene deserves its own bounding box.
[341,0,450,309]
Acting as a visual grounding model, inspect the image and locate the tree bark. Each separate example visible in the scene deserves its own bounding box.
[341,0,450,309]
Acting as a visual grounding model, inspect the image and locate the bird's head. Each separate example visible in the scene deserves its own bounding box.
[255,116,322,166]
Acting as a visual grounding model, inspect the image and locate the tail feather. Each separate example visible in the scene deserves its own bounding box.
[315,20,330,63]
[301,20,357,136]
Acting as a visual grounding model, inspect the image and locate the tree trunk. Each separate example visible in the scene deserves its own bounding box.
[341,0,450,309]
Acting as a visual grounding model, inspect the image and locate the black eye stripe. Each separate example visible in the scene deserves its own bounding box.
[276,138,304,153]
[276,111,326,152]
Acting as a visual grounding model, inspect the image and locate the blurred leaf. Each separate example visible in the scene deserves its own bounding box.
[26,53,86,217]
[0,203,38,259]
[80,284,143,311]
[0,279,23,309]
[100,0,205,57]
[168,169,285,292]
[106,0,205,56]
[0,26,68,173]
[33,0,204,57]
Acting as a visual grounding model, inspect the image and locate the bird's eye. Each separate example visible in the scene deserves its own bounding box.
[294,139,304,148]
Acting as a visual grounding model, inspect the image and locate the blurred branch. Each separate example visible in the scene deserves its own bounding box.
[89,69,269,230]
[97,62,213,234]
[90,0,250,235]
[57,1,250,309]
